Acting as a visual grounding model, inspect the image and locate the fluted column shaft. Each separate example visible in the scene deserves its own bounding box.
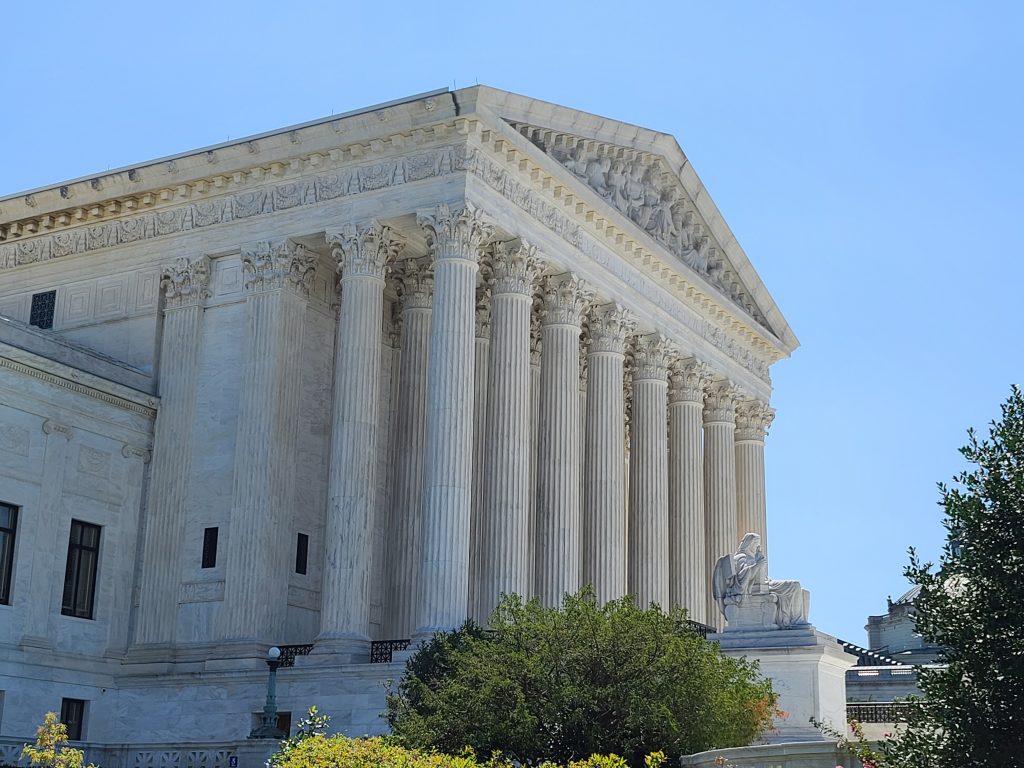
[468,292,490,623]
[318,224,400,648]
[668,360,712,624]
[135,256,210,646]
[703,382,741,627]
[220,241,315,644]
[478,242,538,615]
[383,260,433,638]
[582,304,634,603]
[416,205,492,634]
[735,400,775,554]
[628,335,671,609]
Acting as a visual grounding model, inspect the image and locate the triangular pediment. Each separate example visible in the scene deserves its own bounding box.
[483,105,796,353]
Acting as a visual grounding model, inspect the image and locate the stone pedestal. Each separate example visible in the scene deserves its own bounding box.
[712,625,857,742]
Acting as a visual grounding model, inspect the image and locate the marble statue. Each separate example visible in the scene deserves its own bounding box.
[712,533,810,629]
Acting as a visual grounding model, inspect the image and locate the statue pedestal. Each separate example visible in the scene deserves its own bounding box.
[710,625,857,743]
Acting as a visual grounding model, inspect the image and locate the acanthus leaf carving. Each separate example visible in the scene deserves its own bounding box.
[669,358,713,404]
[326,221,403,281]
[735,399,776,441]
[630,332,673,381]
[417,203,494,263]
[160,255,211,309]
[586,303,635,355]
[393,256,434,311]
[703,381,742,424]
[241,239,317,296]
[540,272,593,327]
[488,239,543,296]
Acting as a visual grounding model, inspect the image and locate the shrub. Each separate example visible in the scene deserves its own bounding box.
[21,712,94,768]
[387,590,776,766]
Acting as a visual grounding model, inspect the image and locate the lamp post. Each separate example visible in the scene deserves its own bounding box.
[249,646,285,739]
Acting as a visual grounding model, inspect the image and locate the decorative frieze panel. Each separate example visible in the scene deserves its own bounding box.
[77,445,112,478]
[179,580,225,604]
[0,423,30,455]
[508,122,766,328]
[0,145,476,271]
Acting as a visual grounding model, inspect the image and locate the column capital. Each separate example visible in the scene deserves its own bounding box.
[327,221,403,282]
[417,203,494,263]
[394,257,434,310]
[487,239,542,296]
[579,343,589,390]
[669,358,713,404]
[735,400,776,441]
[242,239,318,296]
[703,381,742,424]
[530,310,542,366]
[541,272,593,327]
[630,333,673,382]
[586,303,635,355]
[160,255,211,309]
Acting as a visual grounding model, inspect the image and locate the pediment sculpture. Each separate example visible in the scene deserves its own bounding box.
[712,533,811,630]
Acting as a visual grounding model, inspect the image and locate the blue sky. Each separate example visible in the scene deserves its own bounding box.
[3,1,1021,643]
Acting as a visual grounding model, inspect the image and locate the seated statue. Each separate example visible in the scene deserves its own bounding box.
[712,533,811,630]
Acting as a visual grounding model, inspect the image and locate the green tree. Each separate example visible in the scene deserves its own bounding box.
[21,712,94,768]
[387,591,776,766]
[884,386,1024,767]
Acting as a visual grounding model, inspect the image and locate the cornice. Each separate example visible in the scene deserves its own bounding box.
[0,347,159,419]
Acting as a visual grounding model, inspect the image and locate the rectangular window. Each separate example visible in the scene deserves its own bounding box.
[29,290,57,330]
[0,503,16,605]
[60,698,85,741]
[201,527,218,569]
[295,533,308,575]
[61,521,100,619]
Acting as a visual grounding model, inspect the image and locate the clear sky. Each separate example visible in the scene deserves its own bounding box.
[2,1,1020,644]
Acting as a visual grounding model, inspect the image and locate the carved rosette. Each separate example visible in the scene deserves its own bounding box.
[327,221,403,282]
[586,303,635,355]
[489,239,542,296]
[630,333,673,381]
[417,203,494,263]
[475,283,492,339]
[669,358,713,404]
[160,255,211,309]
[703,381,742,424]
[735,400,776,442]
[241,240,318,296]
[393,257,433,311]
[540,272,593,327]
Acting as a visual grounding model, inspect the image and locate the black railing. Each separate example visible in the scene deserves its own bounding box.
[278,644,314,668]
[685,620,714,639]
[371,639,411,663]
[847,703,912,723]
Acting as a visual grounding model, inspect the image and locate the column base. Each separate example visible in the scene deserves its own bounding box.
[306,635,371,664]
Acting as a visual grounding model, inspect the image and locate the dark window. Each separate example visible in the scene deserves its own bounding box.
[61,521,100,619]
[201,527,218,569]
[60,698,85,741]
[29,290,57,330]
[295,533,308,575]
[0,503,16,605]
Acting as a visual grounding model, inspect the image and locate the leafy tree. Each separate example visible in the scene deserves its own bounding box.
[884,386,1024,767]
[267,706,331,768]
[21,712,94,768]
[386,590,776,766]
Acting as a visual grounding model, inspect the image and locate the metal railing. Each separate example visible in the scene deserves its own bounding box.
[846,702,912,723]
[277,644,314,668]
[370,639,411,663]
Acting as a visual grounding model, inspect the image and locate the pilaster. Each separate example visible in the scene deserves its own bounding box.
[134,255,210,648]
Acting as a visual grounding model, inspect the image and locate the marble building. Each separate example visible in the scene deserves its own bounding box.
[0,86,798,751]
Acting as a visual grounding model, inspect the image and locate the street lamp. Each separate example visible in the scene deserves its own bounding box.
[248,646,285,739]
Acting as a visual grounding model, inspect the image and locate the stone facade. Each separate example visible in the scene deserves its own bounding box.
[0,87,797,747]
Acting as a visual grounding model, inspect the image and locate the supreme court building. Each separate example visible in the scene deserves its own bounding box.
[0,87,798,754]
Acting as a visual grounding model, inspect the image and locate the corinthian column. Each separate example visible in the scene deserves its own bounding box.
[134,256,210,648]
[735,399,775,553]
[478,241,541,615]
[668,358,712,624]
[582,304,634,602]
[469,285,490,623]
[536,273,592,607]
[703,380,741,627]
[317,222,402,653]
[220,240,317,646]
[416,204,493,634]
[628,334,672,610]
[384,258,433,638]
